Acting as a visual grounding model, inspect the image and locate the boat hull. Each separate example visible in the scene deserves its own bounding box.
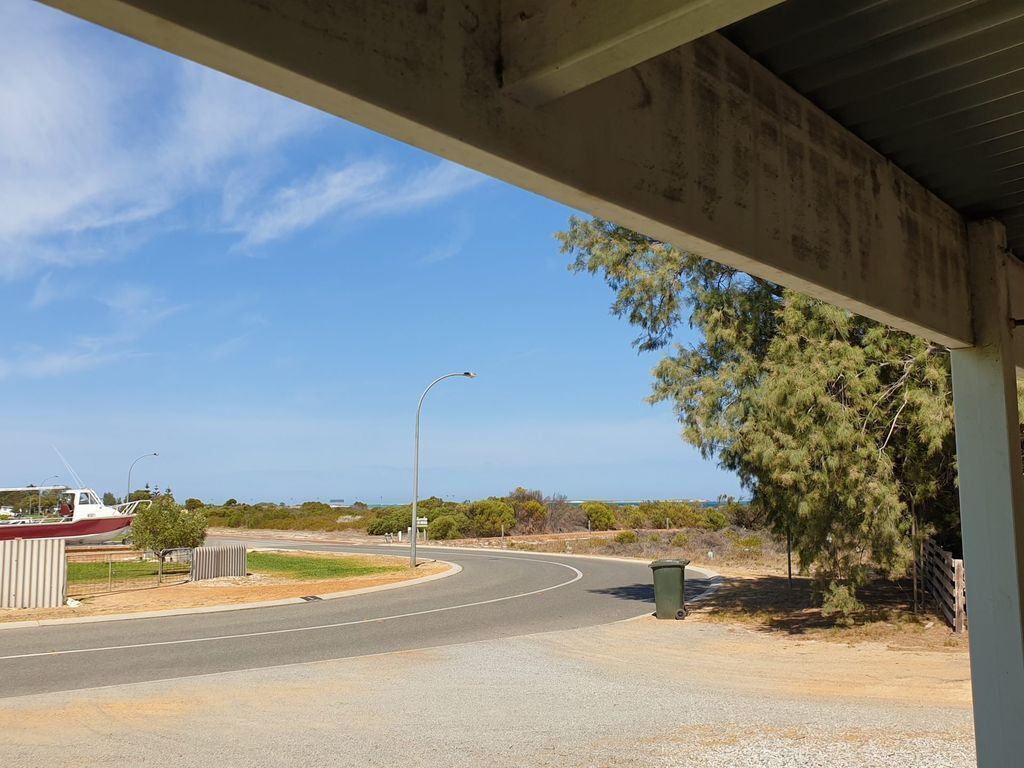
[0,516,133,544]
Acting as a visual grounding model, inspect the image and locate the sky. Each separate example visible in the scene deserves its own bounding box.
[0,0,742,505]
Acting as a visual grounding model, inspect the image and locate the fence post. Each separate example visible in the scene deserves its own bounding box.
[108,557,112,592]
[954,560,966,633]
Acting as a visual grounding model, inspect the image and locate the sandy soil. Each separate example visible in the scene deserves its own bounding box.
[0,616,974,768]
[0,553,448,624]
[571,615,972,708]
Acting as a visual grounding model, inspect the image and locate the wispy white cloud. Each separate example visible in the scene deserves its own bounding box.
[226,160,486,249]
[0,1,321,279]
[231,161,390,248]
[352,162,487,218]
[420,212,474,264]
[1,1,488,277]
[30,272,73,308]
[0,281,183,381]
[0,344,137,381]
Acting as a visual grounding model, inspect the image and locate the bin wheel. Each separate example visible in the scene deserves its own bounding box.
[675,608,688,620]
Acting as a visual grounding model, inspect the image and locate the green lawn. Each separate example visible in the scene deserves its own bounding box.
[249,551,404,580]
[66,558,189,583]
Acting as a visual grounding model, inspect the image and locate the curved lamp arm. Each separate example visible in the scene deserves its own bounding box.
[127,452,159,502]
[411,372,476,567]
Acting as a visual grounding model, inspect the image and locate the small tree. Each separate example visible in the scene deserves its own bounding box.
[581,501,616,531]
[131,495,208,568]
[184,498,205,511]
[102,492,118,506]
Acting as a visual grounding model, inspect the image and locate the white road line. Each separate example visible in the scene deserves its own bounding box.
[0,557,583,661]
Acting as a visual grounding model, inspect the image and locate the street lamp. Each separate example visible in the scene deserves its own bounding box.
[127,452,159,502]
[37,474,59,515]
[411,372,476,567]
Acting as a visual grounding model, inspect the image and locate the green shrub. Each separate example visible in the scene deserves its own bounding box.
[621,509,645,529]
[366,507,411,535]
[581,501,616,531]
[724,500,765,529]
[614,530,639,544]
[512,499,548,533]
[465,499,515,537]
[638,500,705,529]
[819,581,864,625]
[725,530,763,554]
[670,532,689,548]
[648,533,660,543]
[427,513,469,540]
[702,509,728,531]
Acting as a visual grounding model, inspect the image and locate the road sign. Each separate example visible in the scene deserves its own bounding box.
[416,517,428,527]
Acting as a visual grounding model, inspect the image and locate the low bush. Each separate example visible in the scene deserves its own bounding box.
[703,508,729,531]
[581,501,616,531]
[464,498,515,537]
[819,581,864,625]
[427,513,469,540]
[725,530,764,555]
[614,530,639,544]
[620,509,645,529]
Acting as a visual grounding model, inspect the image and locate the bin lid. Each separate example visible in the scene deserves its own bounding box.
[650,558,690,569]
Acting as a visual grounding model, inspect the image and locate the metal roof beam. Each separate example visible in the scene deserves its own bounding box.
[500,0,784,106]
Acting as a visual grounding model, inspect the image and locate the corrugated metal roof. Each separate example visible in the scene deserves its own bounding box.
[724,0,1024,255]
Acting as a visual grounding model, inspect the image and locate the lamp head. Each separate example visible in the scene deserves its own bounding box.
[463,372,477,378]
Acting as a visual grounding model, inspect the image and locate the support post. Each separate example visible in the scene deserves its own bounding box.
[786,527,792,590]
[949,220,1024,766]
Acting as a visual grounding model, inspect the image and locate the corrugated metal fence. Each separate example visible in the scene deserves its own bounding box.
[191,543,247,581]
[1,539,66,608]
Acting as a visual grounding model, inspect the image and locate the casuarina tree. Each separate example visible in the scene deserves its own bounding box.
[560,216,968,604]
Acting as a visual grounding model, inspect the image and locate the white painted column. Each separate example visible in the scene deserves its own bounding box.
[950,220,1024,766]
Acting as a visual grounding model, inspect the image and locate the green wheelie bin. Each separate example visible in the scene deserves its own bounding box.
[650,559,689,619]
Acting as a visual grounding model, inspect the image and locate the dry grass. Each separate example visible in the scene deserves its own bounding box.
[689,570,968,651]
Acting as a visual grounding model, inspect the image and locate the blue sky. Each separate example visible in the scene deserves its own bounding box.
[0,1,742,504]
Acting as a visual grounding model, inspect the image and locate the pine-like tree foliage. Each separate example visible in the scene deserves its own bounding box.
[559,216,965,591]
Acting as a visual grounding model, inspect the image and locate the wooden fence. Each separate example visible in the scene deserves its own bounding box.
[192,543,247,581]
[1,538,66,609]
[918,538,967,632]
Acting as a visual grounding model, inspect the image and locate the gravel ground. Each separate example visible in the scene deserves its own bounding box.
[0,617,974,767]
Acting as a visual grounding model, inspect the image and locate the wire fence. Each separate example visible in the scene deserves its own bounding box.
[66,548,192,597]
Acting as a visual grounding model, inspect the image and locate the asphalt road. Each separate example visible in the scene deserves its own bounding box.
[0,538,710,698]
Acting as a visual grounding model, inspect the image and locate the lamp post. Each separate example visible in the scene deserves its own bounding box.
[127,452,158,503]
[411,372,476,567]
[37,474,58,515]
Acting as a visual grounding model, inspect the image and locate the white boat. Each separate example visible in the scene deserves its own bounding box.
[0,487,148,545]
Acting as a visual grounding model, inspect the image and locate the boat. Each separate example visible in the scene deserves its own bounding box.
[0,487,148,544]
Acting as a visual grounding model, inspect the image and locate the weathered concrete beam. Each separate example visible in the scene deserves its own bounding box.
[41,0,976,348]
[501,0,785,105]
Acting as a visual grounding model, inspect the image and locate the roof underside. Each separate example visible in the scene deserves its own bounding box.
[724,0,1024,256]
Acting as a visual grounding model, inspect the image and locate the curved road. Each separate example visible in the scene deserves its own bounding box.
[0,538,709,698]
